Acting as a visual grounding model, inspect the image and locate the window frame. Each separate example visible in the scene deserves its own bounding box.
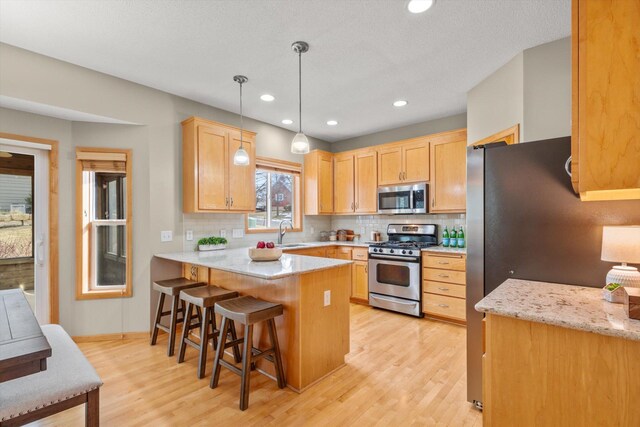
[75,147,132,299]
[245,157,303,234]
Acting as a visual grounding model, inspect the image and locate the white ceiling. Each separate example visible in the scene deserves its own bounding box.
[0,0,570,143]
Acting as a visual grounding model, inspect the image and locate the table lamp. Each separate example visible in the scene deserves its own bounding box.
[601,225,640,288]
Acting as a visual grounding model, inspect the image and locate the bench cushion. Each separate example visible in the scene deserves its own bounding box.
[0,324,103,422]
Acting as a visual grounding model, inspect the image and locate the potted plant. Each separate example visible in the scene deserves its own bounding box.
[197,236,227,251]
[602,282,625,303]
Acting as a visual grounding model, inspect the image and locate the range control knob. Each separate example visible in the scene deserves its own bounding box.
[372,248,378,253]
[389,249,395,254]
[408,250,413,255]
[402,250,407,254]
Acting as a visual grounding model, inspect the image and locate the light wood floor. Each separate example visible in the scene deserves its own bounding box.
[30,304,481,426]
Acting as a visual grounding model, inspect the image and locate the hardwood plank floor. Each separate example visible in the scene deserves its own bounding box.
[28,304,481,426]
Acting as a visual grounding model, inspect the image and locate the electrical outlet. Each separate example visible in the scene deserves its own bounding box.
[232,228,243,238]
[220,229,227,238]
[310,226,315,235]
[185,230,193,241]
[160,230,173,242]
[324,290,331,307]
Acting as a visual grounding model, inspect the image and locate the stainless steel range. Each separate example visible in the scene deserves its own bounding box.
[368,224,438,317]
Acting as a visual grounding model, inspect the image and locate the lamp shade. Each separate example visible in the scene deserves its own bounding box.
[291,132,310,154]
[601,225,640,264]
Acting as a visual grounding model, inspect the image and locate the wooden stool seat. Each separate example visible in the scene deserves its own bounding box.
[214,296,284,325]
[211,296,286,411]
[180,286,238,308]
[153,278,204,296]
[151,278,207,357]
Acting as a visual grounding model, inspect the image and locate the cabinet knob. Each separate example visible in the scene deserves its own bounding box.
[230,197,234,207]
[432,198,435,208]
[226,197,229,206]
[438,274,450,278]
[438,287,450,291]
[399,172,402,181]
[438,261,449,264]
[438,303,449,308]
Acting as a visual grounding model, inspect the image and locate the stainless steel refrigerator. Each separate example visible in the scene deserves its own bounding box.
[465,136,640,409]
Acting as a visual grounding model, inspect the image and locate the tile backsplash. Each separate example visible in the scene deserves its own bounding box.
[183,213,465,250]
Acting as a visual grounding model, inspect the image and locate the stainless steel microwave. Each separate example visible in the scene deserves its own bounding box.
[377,183,428,214]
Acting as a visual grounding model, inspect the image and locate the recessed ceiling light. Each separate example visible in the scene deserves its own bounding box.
[393,100,408,107]
[282,119,293,125]
[407,0,434,14]
[326,120,338,126]
[260,94,275,102]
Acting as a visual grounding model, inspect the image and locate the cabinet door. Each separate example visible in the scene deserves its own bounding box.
[430,139,466,212]
[351,261,369,301]
[318,153,334,213]
[335,247,352,260]
[333,154,355,213]
[197,126,228,210]
[355,151,378,213]
[377,146,403,186]
[403,139,430,183]
[227,131,256,211]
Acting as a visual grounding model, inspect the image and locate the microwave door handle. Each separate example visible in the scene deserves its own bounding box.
[409,190,415,212]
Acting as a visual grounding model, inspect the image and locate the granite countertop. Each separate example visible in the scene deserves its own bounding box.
[476,279,640,341]
[280,241,372,249]
[421,245,466,255]
[155,248,352,280]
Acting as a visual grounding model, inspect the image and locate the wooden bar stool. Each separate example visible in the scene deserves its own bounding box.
[150,278,205,356]
[177,286,242,378]
[210,296,286,411]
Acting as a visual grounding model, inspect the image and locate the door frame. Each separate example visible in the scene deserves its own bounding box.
[0,132,59,323]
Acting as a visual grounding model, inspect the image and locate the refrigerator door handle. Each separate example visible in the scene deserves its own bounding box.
[565,156,572,177]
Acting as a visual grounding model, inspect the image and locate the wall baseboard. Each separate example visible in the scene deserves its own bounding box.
[72,331,150,343]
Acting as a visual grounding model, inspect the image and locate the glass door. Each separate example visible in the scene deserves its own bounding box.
[0,142,49,323]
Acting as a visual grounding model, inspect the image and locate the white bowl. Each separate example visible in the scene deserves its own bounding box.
[248,247,282,261]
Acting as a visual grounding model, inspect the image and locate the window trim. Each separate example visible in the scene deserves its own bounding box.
[75,147,132,300]
[245,157,303,234]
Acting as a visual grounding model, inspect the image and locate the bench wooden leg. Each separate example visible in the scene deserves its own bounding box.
[150,293,166,346]
[86,388,99,427]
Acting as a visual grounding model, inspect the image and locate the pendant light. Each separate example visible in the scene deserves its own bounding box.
[291,41,310,154]
[233,75,250,166]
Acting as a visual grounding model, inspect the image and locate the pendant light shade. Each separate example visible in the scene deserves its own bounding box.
[233,75,250,166]
[291,41,310,155]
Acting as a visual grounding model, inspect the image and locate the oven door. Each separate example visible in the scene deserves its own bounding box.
[368,257,421,301]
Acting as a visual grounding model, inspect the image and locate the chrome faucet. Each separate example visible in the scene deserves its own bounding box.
[278,220,293,245]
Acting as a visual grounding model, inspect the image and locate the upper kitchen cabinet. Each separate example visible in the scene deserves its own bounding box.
[377,137,430,186]
[182,117,256,213]
[430,129,468,213]
[333,149,378,214]
[571,0,640,201]
[304,150,334,215]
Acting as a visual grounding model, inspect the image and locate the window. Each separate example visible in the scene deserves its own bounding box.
[246,157,302,233]
[76,148,132,299]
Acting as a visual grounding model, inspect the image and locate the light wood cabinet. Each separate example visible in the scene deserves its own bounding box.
[332,149,378,214]
[377,138,429,186]
[351,261,369,302]
[285,247,328,258]
[422,252,466,323]
[304,150,334,215]
[571,0,640,201]
[182,117,256,213]
[430,137,467,213]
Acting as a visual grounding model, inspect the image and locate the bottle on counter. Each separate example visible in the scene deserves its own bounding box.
[442,227,450,247]
[450,227,458,248]
[457,226,465,248]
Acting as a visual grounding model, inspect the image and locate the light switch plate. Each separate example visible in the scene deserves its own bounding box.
[324,290,331,307]
[232,229,243,238]
[220,229,227,238]
[185,230,193,241]
[160,230,173,242]
[310,226,315,235]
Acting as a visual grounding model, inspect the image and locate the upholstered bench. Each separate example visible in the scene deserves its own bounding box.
[0,324,103,426]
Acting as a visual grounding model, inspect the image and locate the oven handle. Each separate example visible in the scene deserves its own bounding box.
[370,294,419,307]
[369,254,420,263]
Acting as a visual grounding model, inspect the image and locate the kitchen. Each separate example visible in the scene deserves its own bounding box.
[0,0,639,426]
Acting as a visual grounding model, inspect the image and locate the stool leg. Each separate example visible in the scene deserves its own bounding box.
[210,309,219,351]
[167,296,180,357]
[210,316,228,389]
[197,307,210,379]
[268,318,286,389]
[228,320,242,363]
[239,324,254,411]
[177,302,193,363]
[150,293,166,346]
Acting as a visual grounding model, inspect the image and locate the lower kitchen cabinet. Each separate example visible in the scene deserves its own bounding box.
[422,252,466,323]
[285,247,328,258]
[351,261,369,303]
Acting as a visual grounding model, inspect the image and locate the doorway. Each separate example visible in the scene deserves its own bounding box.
[0,140,50,323]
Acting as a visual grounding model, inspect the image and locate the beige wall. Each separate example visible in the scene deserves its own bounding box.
[466,37,571,145]
[332,113,467,152]
[523,37,571,142]
[467,52,524,145]
[0,43,331,336]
